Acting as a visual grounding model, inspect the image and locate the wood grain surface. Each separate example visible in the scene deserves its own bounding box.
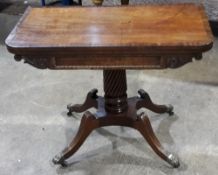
[6,4,213,56]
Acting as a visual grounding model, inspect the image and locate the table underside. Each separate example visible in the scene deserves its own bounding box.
[14,53,202,69]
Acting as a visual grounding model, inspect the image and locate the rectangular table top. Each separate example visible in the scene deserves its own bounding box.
[6,4,213,57]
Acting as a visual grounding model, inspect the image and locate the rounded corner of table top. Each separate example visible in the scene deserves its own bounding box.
[5,36,22,55]
[5,38,16,54]
[202,40,214,51]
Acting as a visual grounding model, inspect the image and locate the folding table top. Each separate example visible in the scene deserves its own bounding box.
[6,4,213,56]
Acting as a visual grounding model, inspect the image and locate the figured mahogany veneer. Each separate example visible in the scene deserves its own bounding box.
[6,4,212,69]
[6,4,213,168]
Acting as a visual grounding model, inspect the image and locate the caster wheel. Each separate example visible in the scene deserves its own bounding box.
[52,154,67,167]
[167,153,180,168]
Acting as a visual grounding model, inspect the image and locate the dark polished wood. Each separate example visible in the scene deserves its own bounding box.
[54,70,177,167]
[209,20,218,37]
[53,80,177,168]
[121,0,129,5]
[67,88,98,116]
[6,4,213,168]
[6,4,213,70]
[103,70,128,113]
[137,89,174,115]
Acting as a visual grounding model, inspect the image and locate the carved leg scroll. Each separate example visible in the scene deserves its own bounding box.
[137,89,174,115]
[67,89,98,116]
[134,113,180,168]
[52,111,98,166]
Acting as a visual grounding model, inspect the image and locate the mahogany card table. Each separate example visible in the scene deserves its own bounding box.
[6,4,213,168]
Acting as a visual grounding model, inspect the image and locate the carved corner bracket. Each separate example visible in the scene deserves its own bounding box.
[161,54,202,69]
[14,55,54,69]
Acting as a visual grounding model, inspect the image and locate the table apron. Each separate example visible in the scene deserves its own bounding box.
[14,53,201,70]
